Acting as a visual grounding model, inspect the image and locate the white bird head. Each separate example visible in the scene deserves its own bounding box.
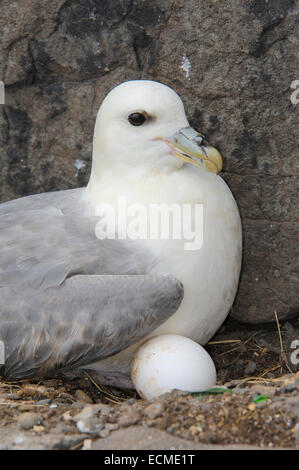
[88,80,222,187]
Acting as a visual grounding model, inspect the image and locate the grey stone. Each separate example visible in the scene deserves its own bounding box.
[117,405,141,427]
[105,423,119,432]
[17,412,43,430]
[250,385,277,397]
[76,418,104,434]
[13,435,25,445]
[282,396,299,419]
[231,387,250,395]
[0,0,297,323]
[73,405,97,421]
[74,389,93,404]
[244,360,257,375]
[144,402,165,419]
[98,428,110,438]
[73,405,104,434]
[35,399,52,405]
[282,384,296,393]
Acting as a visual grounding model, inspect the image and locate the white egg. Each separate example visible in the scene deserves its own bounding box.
[130,334,217,400]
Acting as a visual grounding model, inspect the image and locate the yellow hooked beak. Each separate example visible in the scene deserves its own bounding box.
[156,127,223,174]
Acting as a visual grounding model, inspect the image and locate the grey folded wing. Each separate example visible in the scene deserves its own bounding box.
[0,274,183,380]
[0,188,155,290]
[0,188,184,380]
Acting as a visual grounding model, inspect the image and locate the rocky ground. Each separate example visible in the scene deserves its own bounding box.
[0,316,298,450]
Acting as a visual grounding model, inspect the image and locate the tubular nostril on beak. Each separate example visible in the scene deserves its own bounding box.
[192,132,209,147]
[194,134,209,147]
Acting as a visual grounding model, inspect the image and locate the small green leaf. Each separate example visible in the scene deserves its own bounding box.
[253,394,269,403]
[191,386,233,396]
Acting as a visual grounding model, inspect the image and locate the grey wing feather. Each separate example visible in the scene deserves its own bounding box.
[0,188,155,290]
[0,188,184,380]
[0,274,183,380]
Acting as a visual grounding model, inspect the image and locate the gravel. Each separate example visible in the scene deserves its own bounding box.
[0,372,298,449]
[0,318,298,450]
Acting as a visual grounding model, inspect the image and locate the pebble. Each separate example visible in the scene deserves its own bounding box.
[35,399,51,405]
[32,425,45,433]
[74,389,93,404]
[231,387,250,394]
[97,422,119,438]
[13,435,25,445]
[98,428,110,438]
[255,401,269,409]
[8,393,22,401]
[73,406,95,421]
[76,418,104,434]
[55,422,76,434]
[281,384,296,393]
[189,425,200,436]
[96,403,113,416]
[250,385,277,397]
[62,410,73,421]
[82,439,92,450]
[105,423,119,432]
[73,405,105,434]
[144,402,165,419]
[117,406,141,427]
[238,343,247,353]
[244,360,257,375]
[166,426,176,433]
[282,396,299,418]
[17,412,43,430]
[269,401,284,410]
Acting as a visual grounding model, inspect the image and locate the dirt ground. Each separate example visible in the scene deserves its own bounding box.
[0,316,298,450]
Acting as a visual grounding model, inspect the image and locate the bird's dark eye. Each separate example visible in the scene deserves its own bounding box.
[128,112,146,126]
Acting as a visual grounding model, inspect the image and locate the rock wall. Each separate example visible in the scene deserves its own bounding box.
[0,0,298,323]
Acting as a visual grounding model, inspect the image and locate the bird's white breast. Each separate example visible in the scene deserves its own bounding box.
[90,164,242,345]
